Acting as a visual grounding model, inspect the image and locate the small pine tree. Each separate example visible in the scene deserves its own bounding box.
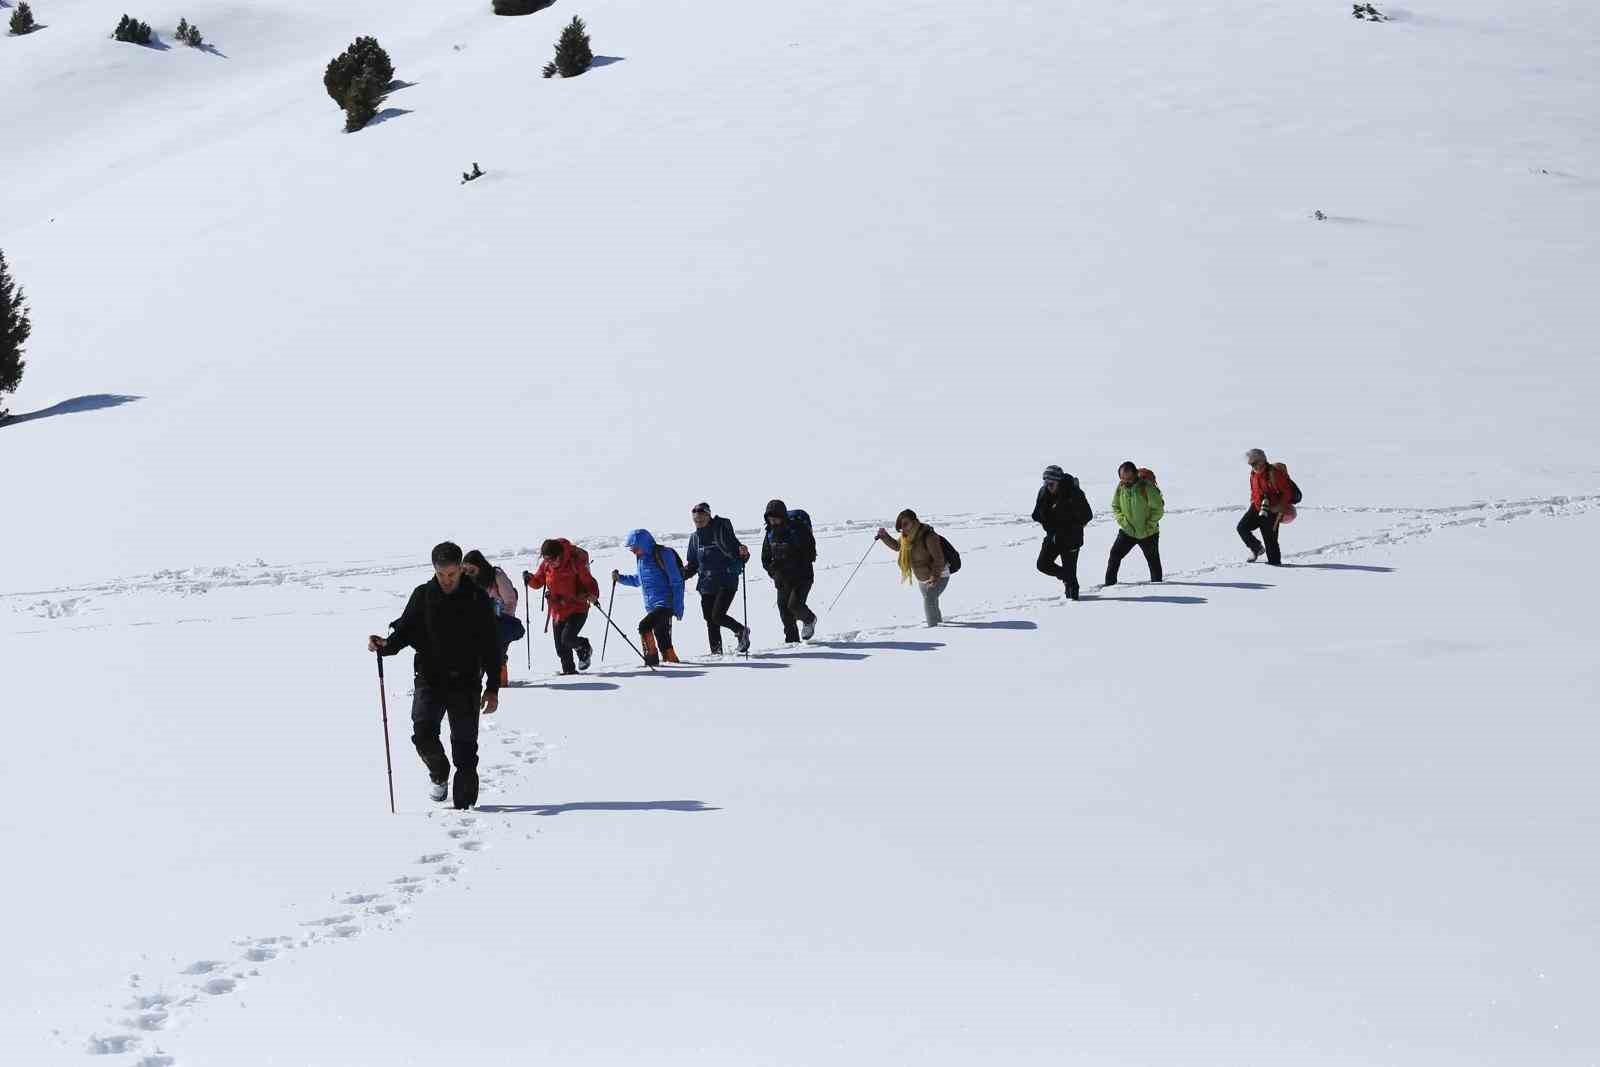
[551,15,593,78]
[113,14,152,44]
[174,16,201,46]
[325,36,394,107]
[542,61,557,79]
[343,70,386,132]
[0,250,31,421]
[9,1,37,36]
[492,0,550,14]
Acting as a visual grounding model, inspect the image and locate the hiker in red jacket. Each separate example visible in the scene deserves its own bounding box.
[1237,448,1291,565]
[523,539,601,674]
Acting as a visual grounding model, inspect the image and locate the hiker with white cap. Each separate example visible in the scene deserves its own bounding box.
[1031,465,1093,600]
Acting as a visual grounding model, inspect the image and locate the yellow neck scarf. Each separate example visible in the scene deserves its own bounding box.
[897,521,922,583]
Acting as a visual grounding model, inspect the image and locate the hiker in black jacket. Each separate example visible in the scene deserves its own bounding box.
[1032,465,1093,600]
[367,541,501,810]
[760,499,818,642]
[682,502,752,655]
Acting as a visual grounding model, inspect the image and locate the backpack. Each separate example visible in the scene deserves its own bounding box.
[1271,462,1303,505]
[652,544,684,579]
[765,509,817,563]
[1136,468,1157,485]
[1071,480,1093,526]
[938,534,961,574]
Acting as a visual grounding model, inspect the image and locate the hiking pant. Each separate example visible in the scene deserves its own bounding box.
[701,588,743,653]
[1237,508,1282,565]
[639,606,675,652]
[552,612,592,673]
[1106,531,1162,583]
[920,575,950,626]
[495,614,526,667]
[1036,534,1081,598]
[411,679,481,809]
[775,578,816,643]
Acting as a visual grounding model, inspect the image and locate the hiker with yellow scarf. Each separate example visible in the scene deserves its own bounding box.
[874,509,951,626]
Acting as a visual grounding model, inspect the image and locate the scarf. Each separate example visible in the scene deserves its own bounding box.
[897,520,923,584]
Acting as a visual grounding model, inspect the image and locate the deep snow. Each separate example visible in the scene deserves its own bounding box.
[4,0,1600,1062]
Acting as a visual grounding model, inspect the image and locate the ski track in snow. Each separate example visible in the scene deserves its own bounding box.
[63,492,1600,1061]
[11,494,1597,635]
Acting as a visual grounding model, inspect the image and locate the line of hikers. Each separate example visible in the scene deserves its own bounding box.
[365,449,1300,808]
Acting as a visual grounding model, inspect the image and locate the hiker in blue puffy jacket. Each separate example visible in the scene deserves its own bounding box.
[682,502,752,655]
[611,528,686,666]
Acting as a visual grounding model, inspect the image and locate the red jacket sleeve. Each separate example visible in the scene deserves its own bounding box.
[1250,470,1267,510]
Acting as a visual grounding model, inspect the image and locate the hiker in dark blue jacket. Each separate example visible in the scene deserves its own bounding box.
[612,528,686,666]
[682,502,751,655]
[760,499,818,643]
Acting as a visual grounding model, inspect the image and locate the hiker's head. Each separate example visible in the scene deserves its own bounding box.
[1118,461,1138,485]
[1042,465,1065,493]
[629,545,646,558]
[461,549,495,589]
[540,539,563,560]
[691,502,711,529]
[431,541,464,593]
[1246,448,1268,471]
[764,500,788,527]
[895,509,919,534]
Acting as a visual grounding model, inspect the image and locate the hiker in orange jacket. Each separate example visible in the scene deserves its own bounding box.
[523,539,601,674]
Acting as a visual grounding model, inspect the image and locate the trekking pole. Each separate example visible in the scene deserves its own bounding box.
[601,575,617,662]
[541,589,550,634]
[524,589,532,672]
[741,567,750,660]
[828,536,878,614]
[375,652,396,815]
[591,587,655,670]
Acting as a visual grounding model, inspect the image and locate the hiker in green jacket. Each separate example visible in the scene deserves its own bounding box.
[1105,461,1164,585]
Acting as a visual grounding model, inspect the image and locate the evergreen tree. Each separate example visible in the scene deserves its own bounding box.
[492,0,550,14]
[9,1,37,36]
[343,70,387,132]
[325,36,394,107]
[112,14,152,44]
[0,250,31,421]
[551,16,593,78]
[175,17,201,46]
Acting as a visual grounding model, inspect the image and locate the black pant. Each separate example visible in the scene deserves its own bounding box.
[639,606,675,651]
[410,679,481,809]
[775,578,816,642]
[552,612,592,673]
[701,588,743,653]
[1036,534,1081,597]
[1106,531,1162,583]
[1237,508,1282,565]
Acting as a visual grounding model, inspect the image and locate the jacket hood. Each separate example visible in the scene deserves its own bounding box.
[625,529,657,554]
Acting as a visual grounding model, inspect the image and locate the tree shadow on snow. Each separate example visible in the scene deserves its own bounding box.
[1285,563,1395,573]
[1,393,143,428]
[475,800,719,816]
[590,55,626,68]
[1083,594,1207,605]
[943,620,1038,630]
[387,79,419,92]
[366,107,413,128]
[197,43,228,58]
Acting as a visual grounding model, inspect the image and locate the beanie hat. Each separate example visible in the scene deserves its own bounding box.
[1041,465,1065,484]
[764,498,788,519]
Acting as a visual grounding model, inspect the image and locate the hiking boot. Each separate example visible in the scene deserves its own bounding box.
[736,626,752,654]
[428,779,448,803]
[641,630,661,667]
[1248,549,1262,563]
[801,619,816,641]
[709,643,724,657]
[663,647,681,664]
[577,648,592,672]
[1065,583,1080,601]
[1103,577,1118,587]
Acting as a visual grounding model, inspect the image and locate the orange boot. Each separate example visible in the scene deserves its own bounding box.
[663,646,681,664]
[640,630,661,667]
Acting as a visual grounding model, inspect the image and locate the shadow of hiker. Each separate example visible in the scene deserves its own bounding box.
[1086,594,1207,605]
[475,800,719,816]
[1159,580,1273,590]
[690,660,791,670]
[539,681,620,692]
[602,668,708,679]
[2,394,143,428]
[758,650,870,661]
[1286,563,1395,573]
[943,620,1038,630]
[817,640,943,651]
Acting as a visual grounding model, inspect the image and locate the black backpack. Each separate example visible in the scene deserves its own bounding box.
[938,534,962,574]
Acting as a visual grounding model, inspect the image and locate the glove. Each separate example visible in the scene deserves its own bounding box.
[522,569,535,586]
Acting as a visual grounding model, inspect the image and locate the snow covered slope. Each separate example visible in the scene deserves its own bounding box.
[3,0,1598,581]
[4,0,1600,1063]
